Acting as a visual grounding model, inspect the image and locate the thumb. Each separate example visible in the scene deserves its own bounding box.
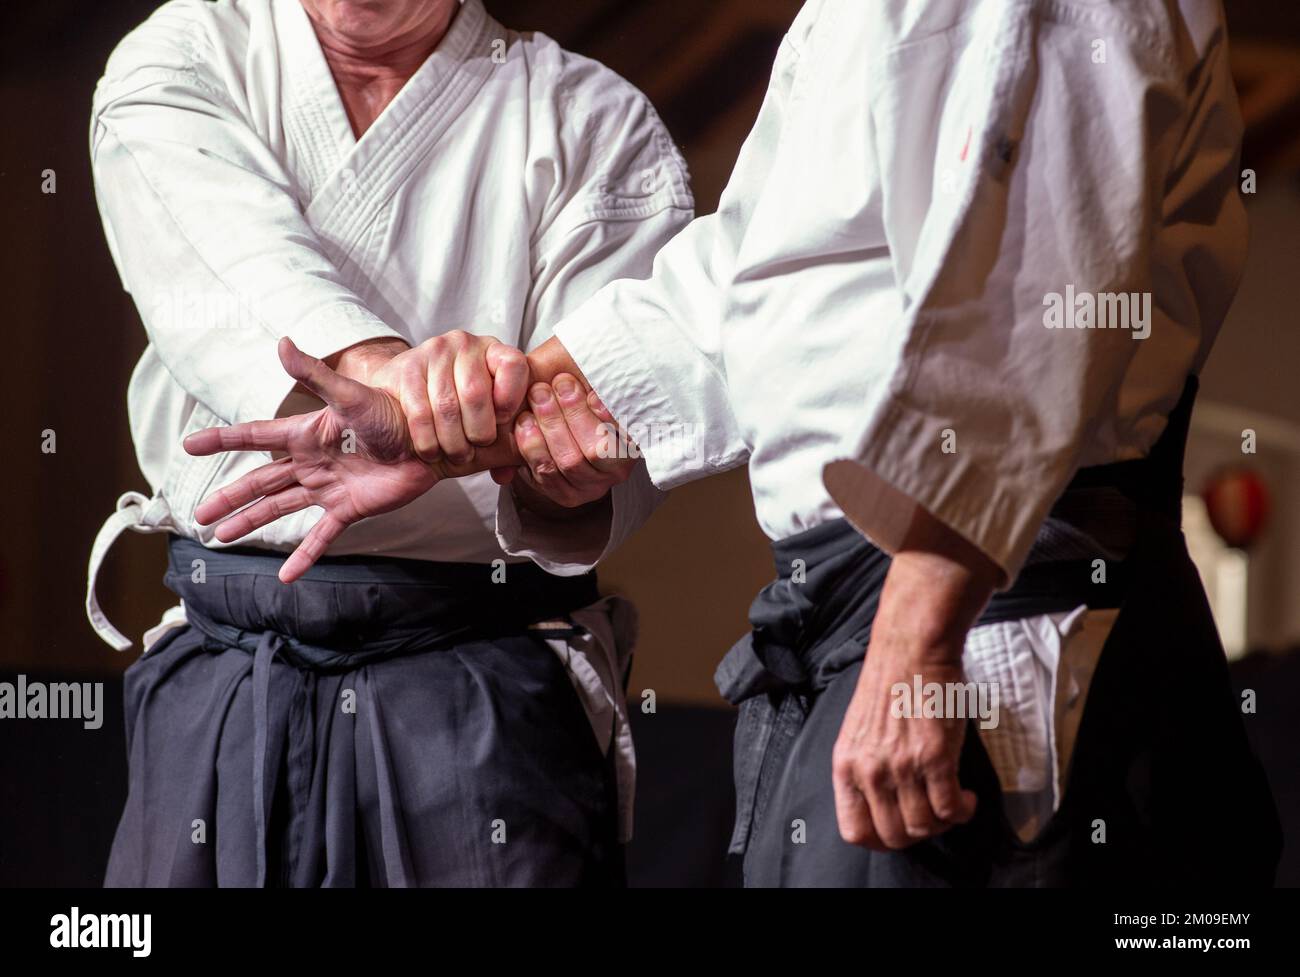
[485,342,530,423]
[279,337,368,408]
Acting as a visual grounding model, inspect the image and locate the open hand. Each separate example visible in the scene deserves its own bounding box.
[185,337,520,582]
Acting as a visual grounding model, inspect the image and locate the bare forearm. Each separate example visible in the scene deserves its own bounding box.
[328,336,411,384]
[832,505,1000,848]
[875,506,1003,664]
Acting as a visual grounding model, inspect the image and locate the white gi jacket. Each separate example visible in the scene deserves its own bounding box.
[508,0,1246,837]
[88,0,689,577]
[87,0,694,840]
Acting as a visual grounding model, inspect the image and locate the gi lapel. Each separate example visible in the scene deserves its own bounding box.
[273,0,356,203]
[276,0,501,268]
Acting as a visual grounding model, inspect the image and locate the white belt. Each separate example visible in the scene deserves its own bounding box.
[538,595,639,843]
[86,491,177,651]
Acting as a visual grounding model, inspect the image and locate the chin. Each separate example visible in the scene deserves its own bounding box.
[321,1,420,42]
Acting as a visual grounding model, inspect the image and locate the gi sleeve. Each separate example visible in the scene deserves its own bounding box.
[823,7,1208,582]
[498,62,698,573]
[539,24,820,496]
[89,7,403,426]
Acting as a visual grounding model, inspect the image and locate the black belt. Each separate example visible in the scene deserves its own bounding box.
[165,537,598,672]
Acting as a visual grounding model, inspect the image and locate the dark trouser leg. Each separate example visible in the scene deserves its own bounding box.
[1050,536,1280,887]
[744,540,1281,887]
[340,633,621,887]
[106,627,621,887]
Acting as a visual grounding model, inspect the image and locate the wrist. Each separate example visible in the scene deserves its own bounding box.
[881,551,996,652]
[525,337,587,390]
[511,476,610,522]
[329,337,410,386]
[872,510,1000,665]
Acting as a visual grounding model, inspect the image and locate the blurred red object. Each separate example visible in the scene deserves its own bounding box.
[1201,466,1271,549]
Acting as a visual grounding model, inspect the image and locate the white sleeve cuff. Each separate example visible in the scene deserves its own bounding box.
[496,462,666,575]
[823,396,1057,586]
[554,300,746,491]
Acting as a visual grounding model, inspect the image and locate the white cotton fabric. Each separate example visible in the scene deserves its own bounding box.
[88,0,694,820]
[90,0,691,571]
[509,0,1243,825]
[541,0,1244,581]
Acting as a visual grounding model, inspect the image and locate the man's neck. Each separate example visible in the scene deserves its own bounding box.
[308,5,457,138]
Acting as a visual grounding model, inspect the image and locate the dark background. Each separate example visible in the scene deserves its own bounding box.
[1,0,1298,887]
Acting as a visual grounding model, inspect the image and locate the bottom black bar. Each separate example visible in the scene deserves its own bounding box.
[1,889,1295,962]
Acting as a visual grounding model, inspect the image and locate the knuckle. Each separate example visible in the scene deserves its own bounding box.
[409,420,436,445]
[529,392,558,416]
[832,752,855,784]
[889,759,917,785]
[578,440,608,466]
[459,377,491,412]
[863,759,891,790]
[831,740,854,770]
[401,397,431,423]
[433,394,462,423]
[559,393,588,416]
[554,448,584,473]
[401,359,427,385]
[919,746,955,777]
